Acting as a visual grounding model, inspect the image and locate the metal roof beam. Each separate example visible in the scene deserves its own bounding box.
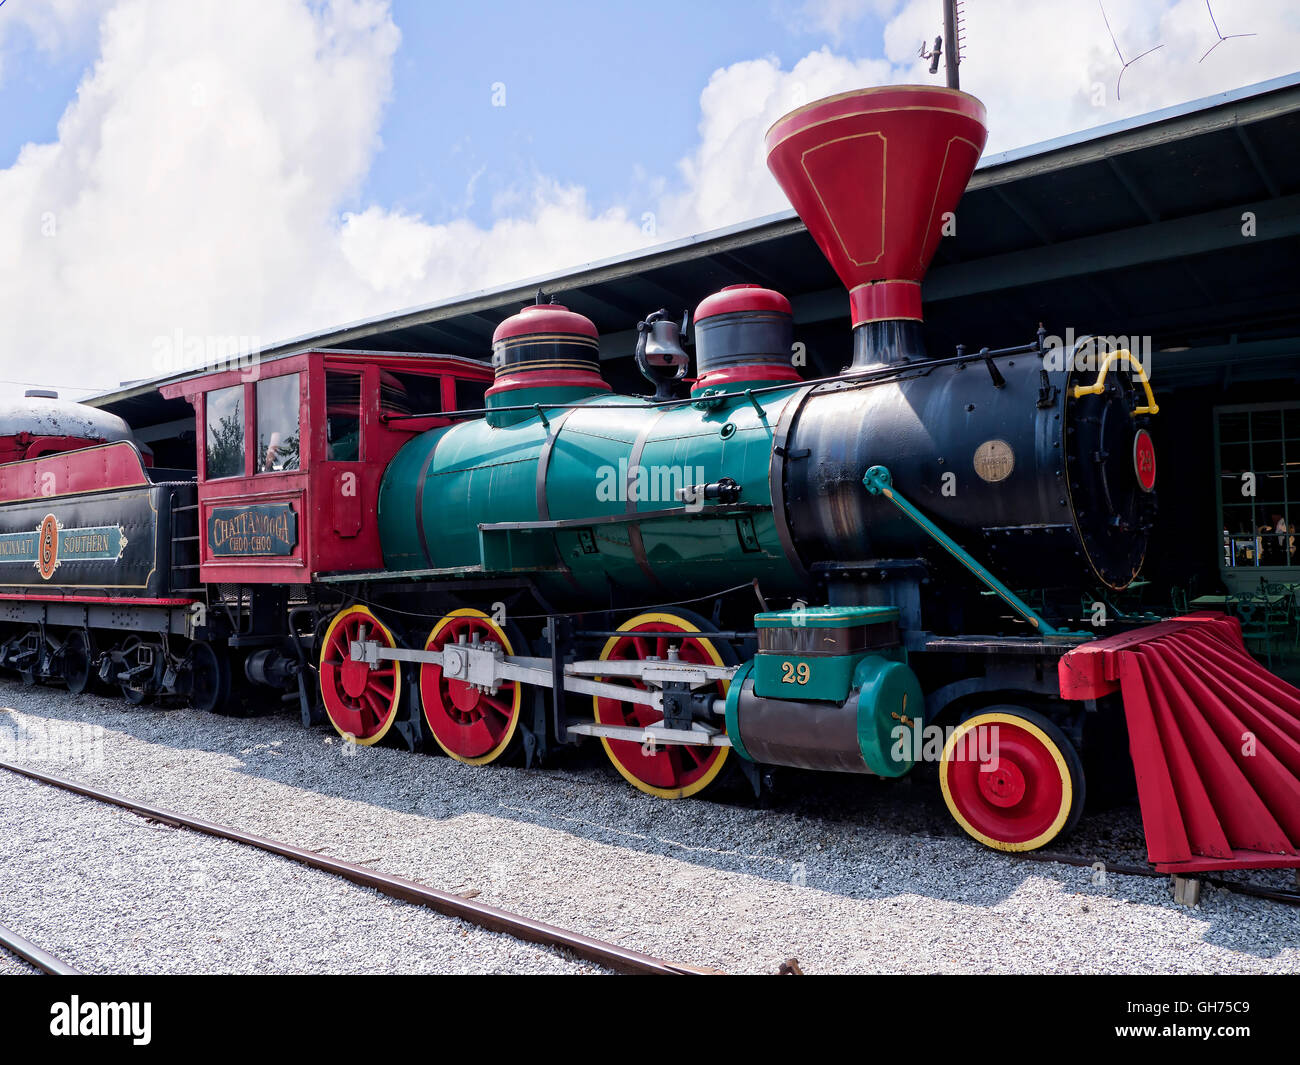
[1106,156,1160,223]
[711,250,787,291]
[409,321,485,348]
[561,287,645,323]
[1233,124,1281,199]
[971,74,1300,187]
[993,186,1055,244]
[924,192,1300,303]
[1152,336,1300,385]
[622,274,697,313]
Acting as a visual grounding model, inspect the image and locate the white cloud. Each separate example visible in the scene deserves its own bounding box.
[794,0,904,39]
[0,0,1296,397]
[662,48,897,234]
[884,0,1300,153]
[0,0,656,395]
[339,180,647,299]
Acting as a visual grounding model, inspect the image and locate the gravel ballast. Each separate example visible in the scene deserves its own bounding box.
[1,678,1297,975]
[0,945,38,976]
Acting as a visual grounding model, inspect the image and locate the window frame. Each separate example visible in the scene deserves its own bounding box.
[322,368,365,464]
[201,382,250,481]
[1214,400,1300,574]
[253,371,304,476]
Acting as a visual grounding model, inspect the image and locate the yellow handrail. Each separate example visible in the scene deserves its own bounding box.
[1068,349,1159,415]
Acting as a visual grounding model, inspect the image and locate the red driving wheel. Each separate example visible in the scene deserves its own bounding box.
[318,606,402,745]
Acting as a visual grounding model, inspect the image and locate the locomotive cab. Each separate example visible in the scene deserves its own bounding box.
[161,349,492,584]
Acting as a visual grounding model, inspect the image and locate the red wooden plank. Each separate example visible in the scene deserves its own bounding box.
[1127,651,1233,861]
[1141,644,1292,854]
[1113,650,1193,865]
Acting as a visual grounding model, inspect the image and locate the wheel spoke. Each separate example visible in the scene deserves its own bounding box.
[359,689,385,724]
[480,695,511,717]
[679,744,706,768]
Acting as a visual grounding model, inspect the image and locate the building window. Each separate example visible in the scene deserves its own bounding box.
[1218,404,1299,568]
[256,374,300,473]
[204,384,245,479]
[325,371,362,462]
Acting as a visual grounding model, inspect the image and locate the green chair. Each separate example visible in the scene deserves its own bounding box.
[1236,595,1275,669]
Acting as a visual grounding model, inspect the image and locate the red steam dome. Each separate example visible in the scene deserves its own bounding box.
[486,301,609,404]
[765,86,988,328]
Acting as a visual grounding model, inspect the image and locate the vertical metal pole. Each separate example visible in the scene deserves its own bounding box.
[943,0,960,89]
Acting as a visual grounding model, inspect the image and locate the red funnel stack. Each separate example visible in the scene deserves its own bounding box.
[765,86,988,329]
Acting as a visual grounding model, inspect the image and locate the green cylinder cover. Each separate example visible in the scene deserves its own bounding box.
[854,655,924,778]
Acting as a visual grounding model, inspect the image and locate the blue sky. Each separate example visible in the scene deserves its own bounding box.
[0,0,1294,396]
[359,1,890,227]
[0,0,892,228]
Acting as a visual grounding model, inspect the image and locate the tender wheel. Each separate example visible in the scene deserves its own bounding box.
[185,641,231,714]
[62,630,93,694]
[420,609,524,765]
[592,610,732,799]
[939,706,1085,852]
[318,606,402,745]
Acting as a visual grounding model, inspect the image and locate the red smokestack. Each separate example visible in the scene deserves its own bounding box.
[765,86,988,332]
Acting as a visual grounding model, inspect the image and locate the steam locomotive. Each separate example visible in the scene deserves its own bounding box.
[0,86,1165,853]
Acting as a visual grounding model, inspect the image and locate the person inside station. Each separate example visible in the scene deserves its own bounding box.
[1267,511,1288,565]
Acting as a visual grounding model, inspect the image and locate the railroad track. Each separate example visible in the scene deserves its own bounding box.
[0,921,81,975]
[1021,849,1300,907]
[0,759,706,976]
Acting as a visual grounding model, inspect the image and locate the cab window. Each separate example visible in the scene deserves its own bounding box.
[256,374,300,472]
[380,371,442,419]
[325,371,362,461]
[205,385,245,479]
[455,376,488,412]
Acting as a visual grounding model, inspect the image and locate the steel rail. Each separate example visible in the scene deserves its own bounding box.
[900,832,1300,906]
[0,922,82,975]
[0,760,701,975]
[1025,849,1300,907]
